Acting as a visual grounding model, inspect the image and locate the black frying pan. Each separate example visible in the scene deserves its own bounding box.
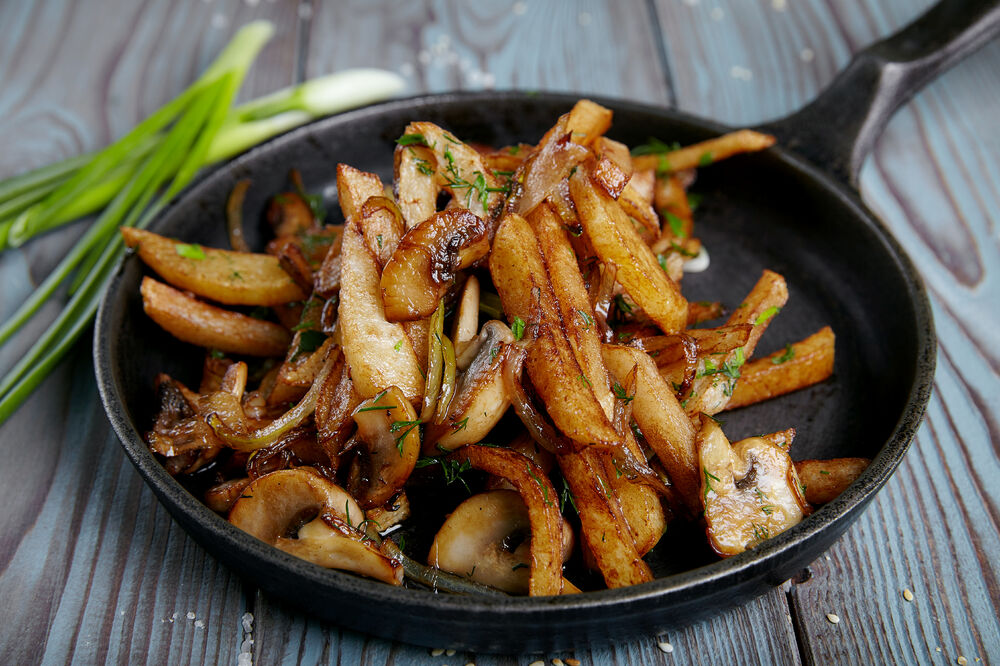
[94,0,999,653]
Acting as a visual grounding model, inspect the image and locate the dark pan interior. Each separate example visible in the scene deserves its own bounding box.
[95,92,933,652]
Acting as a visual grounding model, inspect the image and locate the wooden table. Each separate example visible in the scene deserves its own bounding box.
[1,1,997,663]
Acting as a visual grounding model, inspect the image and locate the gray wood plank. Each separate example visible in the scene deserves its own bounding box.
[0,0,302,664]
[652,0,1000,664]
[305,0,672,105]
[248,585,798,665]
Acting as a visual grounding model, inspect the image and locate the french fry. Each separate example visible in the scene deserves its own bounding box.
[491,213,621,446]
[654,174,694,240]
[140,277,290,356]
[338,222,424,402]
[122,227,306,306]
[633,129,775,173]
[563,99,613,147]
[570,164,688,334]
[682,270,788,416]
[725,326,835,410]
[794,458,870,505]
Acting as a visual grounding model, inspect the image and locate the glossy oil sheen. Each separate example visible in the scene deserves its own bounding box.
[94,92,935,652]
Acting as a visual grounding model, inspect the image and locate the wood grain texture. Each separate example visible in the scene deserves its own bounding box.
[306,0,673,104]
[1,0,998,663]
[652,1,1000,664]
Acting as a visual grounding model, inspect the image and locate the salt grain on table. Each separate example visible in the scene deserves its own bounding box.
[826,613,840,625]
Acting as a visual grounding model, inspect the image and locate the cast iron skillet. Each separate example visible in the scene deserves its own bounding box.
[94,1,998,653]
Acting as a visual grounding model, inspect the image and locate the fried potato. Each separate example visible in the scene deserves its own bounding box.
[336,163,385,219]
[795,458,869,505]
[725,326,835,410]
[122,227,306,306]
[393,143,438,229]
[602,344,701,515]
[570,164,688,334]
[633,129,776,173]
[682,270,788,416]
[140,277,290,356]
[338,223,424,402]
[490,213,620,446]
[558,450,653,588]
[401,121,505,219]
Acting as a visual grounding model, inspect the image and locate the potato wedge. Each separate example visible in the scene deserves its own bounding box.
[140,277,290,356]
[570,164,688,333]
[122,227,305,306]
[795,458,869,505]
[558,450,652,588]
[338,223,424,402]
[602,344,701,515]
[725,326,835,410]
[490,213,619,446]
[358,196,406,268]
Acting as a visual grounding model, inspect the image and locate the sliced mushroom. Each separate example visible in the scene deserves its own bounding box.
[229,467,401,585]
[427,490,572,595]
[697,416,811,557]
[426,321,515,452]
[348,386,421,509]
[380,209,491,321]
[451,274,481,360]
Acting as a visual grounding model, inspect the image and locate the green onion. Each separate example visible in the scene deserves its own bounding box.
[0,22,406,426]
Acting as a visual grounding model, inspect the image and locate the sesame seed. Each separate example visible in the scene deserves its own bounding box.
[657,641,674,653]
[566,660,582,666]
[826,613,840,624]
[529,661,545,666]
[771,0,787,11]
[937,647,943,652]
[512,1,527,16]
[710,7,725,21]
[553,660,565,666]
[903,588,914,602]
[578,12,592,26]
[431,648,445,656]
[194,620,205,629]
[957,658,967,665]
[800,48,815,63]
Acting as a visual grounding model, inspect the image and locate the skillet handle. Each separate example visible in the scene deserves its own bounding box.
[760,0,1000,187]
